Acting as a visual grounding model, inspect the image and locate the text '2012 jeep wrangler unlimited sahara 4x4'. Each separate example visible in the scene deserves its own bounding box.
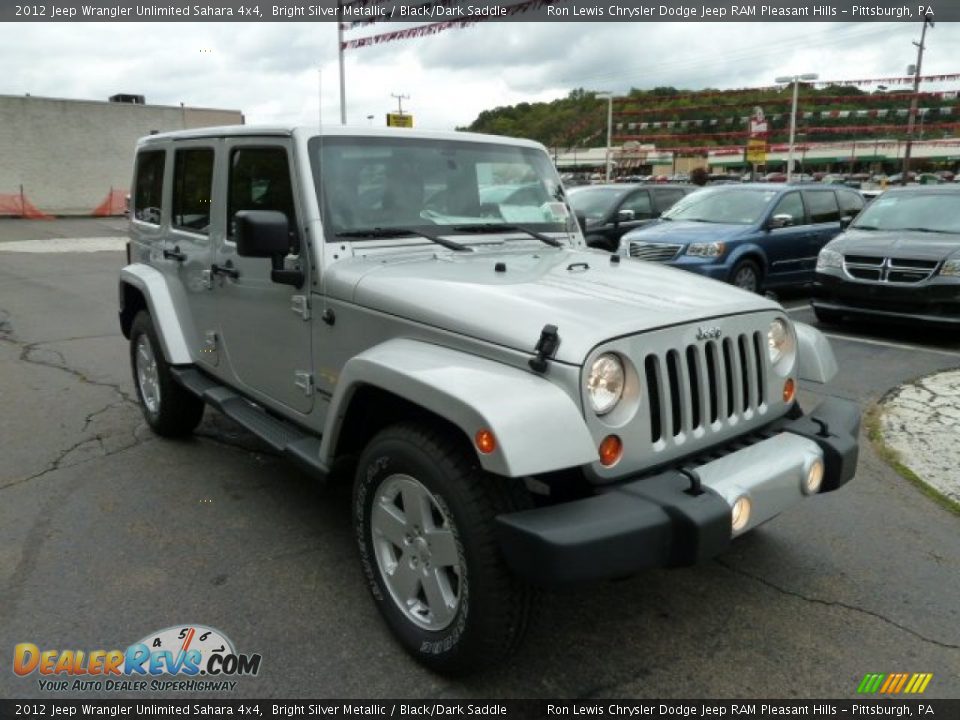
[119,126,860,675]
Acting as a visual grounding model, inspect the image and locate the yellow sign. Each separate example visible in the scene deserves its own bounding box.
[746,139,767,164]
[386,113,413,128]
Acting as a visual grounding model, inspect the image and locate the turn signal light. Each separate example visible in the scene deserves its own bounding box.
[598,435,623,467]
[783,378,796,403]
[475,429,496,454]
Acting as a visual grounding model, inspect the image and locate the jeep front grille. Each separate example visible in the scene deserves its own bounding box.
[629,242,683,262]
[643,333,767,443]
[843,255,939,284]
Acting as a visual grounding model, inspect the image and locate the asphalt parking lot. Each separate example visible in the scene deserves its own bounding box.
[1,218,958,699]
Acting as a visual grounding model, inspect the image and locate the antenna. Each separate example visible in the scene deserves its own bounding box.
[391,93,410,115]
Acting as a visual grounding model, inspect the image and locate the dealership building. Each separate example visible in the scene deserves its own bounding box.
[0,94,243,217]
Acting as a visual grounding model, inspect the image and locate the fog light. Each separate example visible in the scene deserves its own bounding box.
[783,378,796,403]
[805,459,824,494]
[598,435,623,467]
[731,496,751,533]
[475,429,496,454]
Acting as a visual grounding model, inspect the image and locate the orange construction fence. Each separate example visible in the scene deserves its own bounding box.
[92,188,128,217]
[0,190,53,219]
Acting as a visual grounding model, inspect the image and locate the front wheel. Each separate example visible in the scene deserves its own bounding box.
[353,422,536,675]
[730,259,762,293]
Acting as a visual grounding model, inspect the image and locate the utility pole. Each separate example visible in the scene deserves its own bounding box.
[901,13,934,184]
[596,92,614,182]
[337,7,346,125]
[391,93,410,115]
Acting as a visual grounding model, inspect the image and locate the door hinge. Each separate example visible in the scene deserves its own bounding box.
[291,294,310,320]
[294,371,314,397]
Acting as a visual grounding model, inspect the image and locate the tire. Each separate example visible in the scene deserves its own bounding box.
[730,259,762,293]
[129,310,204,437]
[353,421,536,675]
[813,306,843,325]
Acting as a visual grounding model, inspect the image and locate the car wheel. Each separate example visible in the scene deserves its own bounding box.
[353,421,536,675]
[730,259,762,293]
[130,311,204,437]
[814,307,843,325]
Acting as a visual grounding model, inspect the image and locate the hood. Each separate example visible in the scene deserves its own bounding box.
[326,246,778,365]
[829,228,960,261]
[622,219,752,245]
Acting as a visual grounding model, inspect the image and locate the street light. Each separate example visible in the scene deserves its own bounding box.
[596,92,614,182]
[775,73,818,183]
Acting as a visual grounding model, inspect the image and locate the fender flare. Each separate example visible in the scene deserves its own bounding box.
[794,321,838,384]
[118,264,192,365]
[725,243,768,276]
[319,338,598,477]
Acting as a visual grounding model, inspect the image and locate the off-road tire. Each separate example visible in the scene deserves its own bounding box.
[353,421,537,675]
[129,310,204,437]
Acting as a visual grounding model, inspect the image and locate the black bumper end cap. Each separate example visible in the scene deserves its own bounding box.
[783,396,861,492]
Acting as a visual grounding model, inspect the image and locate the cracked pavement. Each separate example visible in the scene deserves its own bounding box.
[0,222,958,700]
[879,370,960,506]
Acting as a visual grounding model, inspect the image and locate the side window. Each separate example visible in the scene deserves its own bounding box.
[172,148,215,234]
[653,188,685,211]
[771,192,805,226]
[802,190,841,223]
[228,147,297,240]
[133,150,165,225]
[620,191,652,217]
[837,190,865,218]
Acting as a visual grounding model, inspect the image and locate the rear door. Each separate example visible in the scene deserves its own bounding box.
[213,138,313,415]
[763,190,811,285]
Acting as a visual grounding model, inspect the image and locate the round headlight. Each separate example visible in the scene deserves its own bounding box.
[767,318,795,366]
[587,353,625,415]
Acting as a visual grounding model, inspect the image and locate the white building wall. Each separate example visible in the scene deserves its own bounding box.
[0,95,242,215]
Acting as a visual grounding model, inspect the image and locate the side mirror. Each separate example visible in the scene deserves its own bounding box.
[236,210,290,258]
[616,209,635,223]
[840,215,854,229]
[234,210,303,288]
[769,213,793,230]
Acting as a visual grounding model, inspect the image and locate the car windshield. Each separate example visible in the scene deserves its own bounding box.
[308,135,570,241]
[662,188,779,225]
[852,193,960,235]
[567,187,623,220]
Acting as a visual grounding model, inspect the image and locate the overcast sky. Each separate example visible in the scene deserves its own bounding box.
[2,21,959,130]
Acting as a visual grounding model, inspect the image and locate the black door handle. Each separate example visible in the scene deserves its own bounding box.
[163,246,186,262]
[211,263,240,280]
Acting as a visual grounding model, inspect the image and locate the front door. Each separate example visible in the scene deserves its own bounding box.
[763,190,811,285]
[213,138,313,415]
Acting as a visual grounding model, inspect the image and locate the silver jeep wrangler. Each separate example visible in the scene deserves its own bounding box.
[118,126,860,674]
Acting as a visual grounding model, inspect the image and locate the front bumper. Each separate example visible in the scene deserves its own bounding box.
[812,275,960,325]
[496,397,860,586]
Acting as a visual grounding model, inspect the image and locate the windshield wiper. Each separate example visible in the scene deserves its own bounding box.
[899,227,958,234]
[451,223,562,247]
[335,227,470,252]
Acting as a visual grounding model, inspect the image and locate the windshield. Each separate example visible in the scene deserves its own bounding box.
[662,188,778,225]
[852,192,960,234]
[308,136,569,241]
[567,187,623,220]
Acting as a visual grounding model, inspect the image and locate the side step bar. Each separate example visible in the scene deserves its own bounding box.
[171,367,328,480]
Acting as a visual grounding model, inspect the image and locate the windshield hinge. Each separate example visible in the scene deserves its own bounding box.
[529,324,560,373]
[294,371,314,397]
[291,295,310,320]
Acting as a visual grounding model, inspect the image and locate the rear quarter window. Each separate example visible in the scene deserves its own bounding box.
[133,150,165,225]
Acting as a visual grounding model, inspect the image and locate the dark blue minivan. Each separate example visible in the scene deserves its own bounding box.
[617,183,865,292]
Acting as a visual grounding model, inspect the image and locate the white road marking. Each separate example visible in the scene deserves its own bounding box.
[783,304,809,314]
[823,332,959,358]
[0,236,126,253]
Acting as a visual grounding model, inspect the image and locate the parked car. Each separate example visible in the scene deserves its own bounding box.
[119,125,859,674]
[617,183,866,292]
[568,183,694,251]
[812,185,960,325]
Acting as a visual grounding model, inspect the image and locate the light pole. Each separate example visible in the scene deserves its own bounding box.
[902,13,934,184]
[775,73,818,183]
[596,92,614,182]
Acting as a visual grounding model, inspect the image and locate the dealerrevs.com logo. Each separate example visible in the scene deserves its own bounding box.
[13,624,262,692]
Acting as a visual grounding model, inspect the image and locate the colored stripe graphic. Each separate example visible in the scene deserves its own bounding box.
[858,672,933,694]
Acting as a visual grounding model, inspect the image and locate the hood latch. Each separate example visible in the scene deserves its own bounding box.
[529,324,560,373]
